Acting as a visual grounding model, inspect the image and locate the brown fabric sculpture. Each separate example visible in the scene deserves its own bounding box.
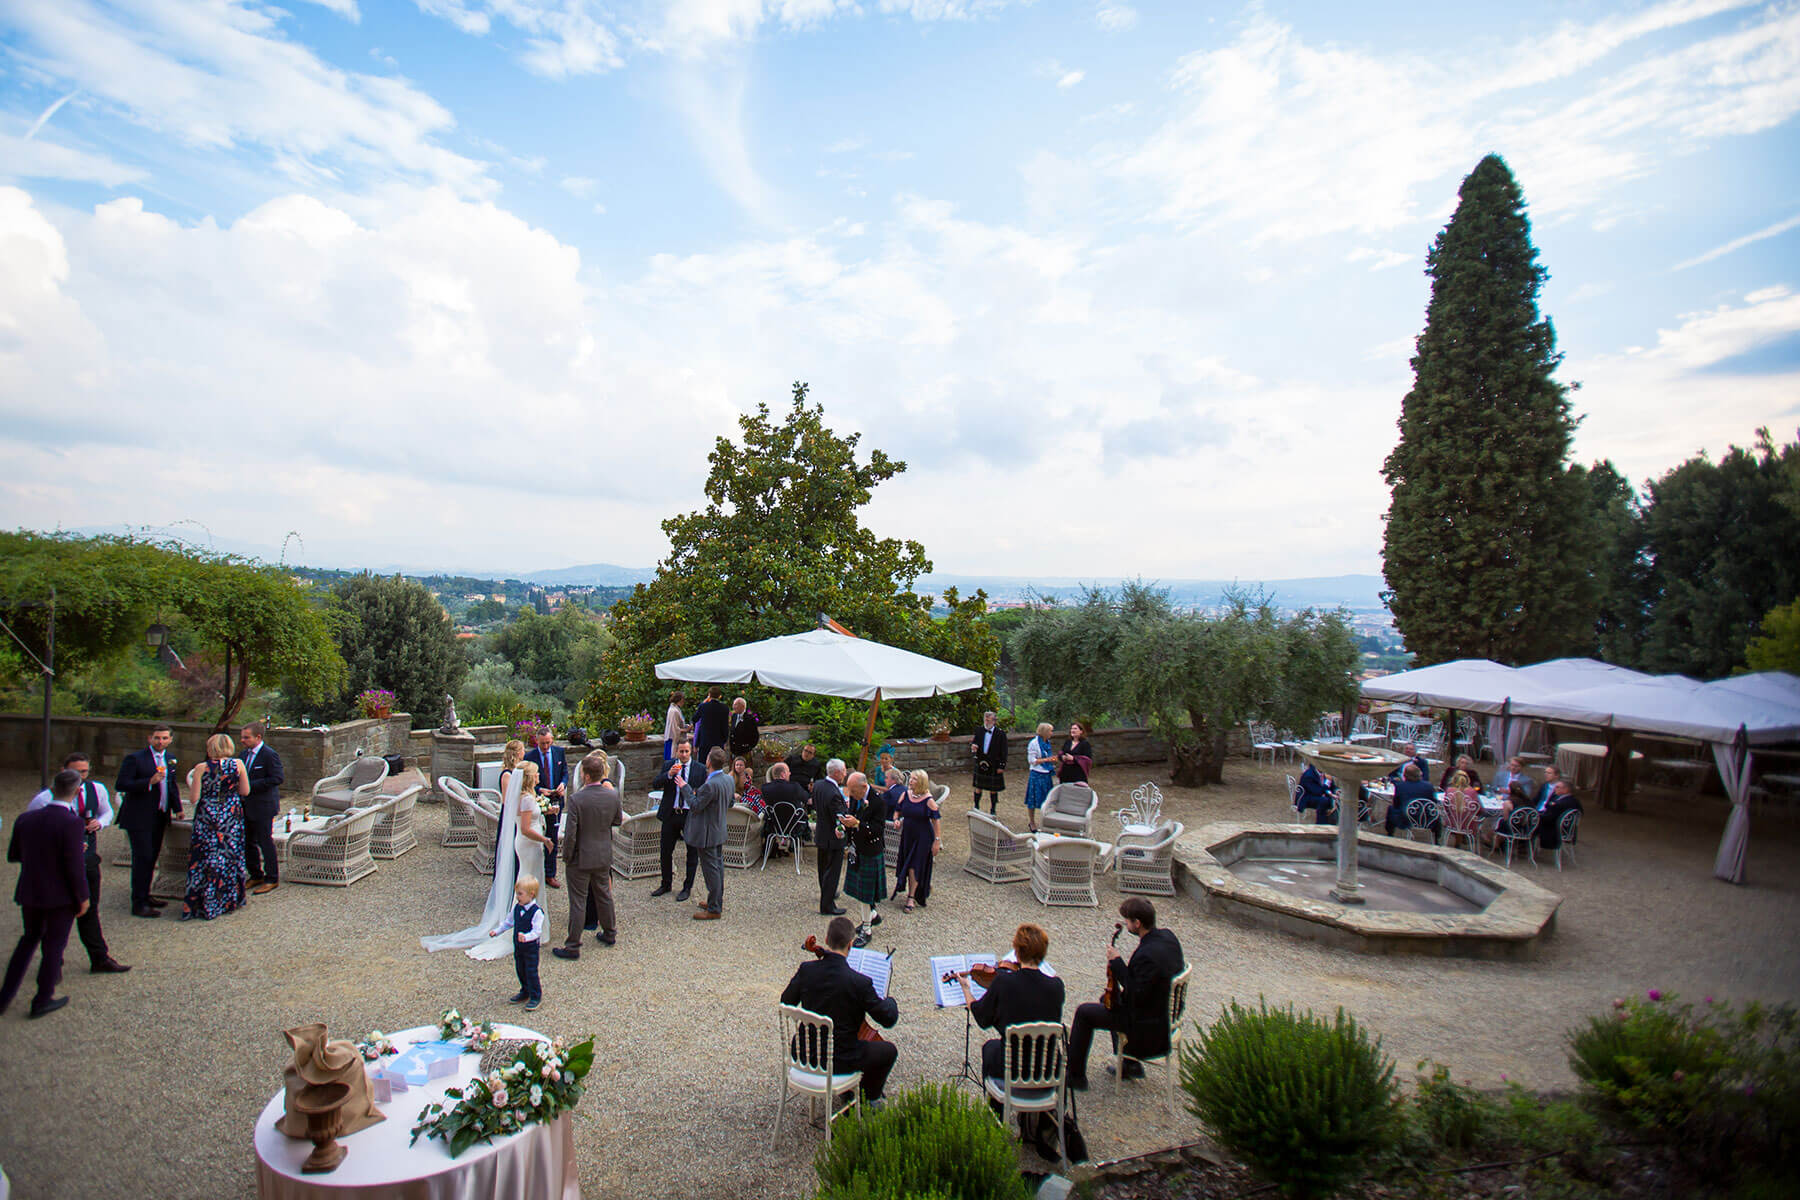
[277,1022,386,1138]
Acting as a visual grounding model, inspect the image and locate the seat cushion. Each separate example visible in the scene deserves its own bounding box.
[984,1078,1058,1105]
[788,1066,861,1090]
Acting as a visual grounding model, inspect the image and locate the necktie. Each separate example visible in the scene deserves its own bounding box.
[154,752,167,810]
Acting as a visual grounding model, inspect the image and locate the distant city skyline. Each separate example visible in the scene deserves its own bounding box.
[2,1,1796,578]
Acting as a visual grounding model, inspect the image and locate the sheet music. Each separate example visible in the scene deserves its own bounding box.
[1000,948,1057,978]
[845,947,892,999]
[930,953,999,1007]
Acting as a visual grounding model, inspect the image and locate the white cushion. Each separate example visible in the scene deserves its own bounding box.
[788,1066,861,1091]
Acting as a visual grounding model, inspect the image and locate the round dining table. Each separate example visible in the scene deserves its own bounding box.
[1555,742,1644,793]
[253,1023,580,1200]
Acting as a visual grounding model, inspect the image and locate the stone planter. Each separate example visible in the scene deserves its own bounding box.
[623,731,648,742]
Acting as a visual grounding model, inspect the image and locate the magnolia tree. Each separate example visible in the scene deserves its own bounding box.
[1011,583,1358,786]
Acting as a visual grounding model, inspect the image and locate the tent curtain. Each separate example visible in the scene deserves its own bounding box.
[1711,735,1753,885]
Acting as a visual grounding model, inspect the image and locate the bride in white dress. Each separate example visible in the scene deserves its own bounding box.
[422,746,553,961]
[512,761,551,883]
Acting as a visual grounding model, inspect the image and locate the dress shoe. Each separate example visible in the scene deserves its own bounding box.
[649,885,671,897]
[525,998,542,1011]
[509,990,528,1003]
[675,889,692,903]
[1065,1074,1089,1091]
[177,911,195,922]
[132,905,160,919]
[90,958,131,974]
[545,878,561,889]
[146,897,169,908]
[692,909,721,920]
[253,882,279,895]
[870,913,882,926]
[1105,1063,1144,1081]
[551,947,579,960]
[596,932,616,945]
[28,996,70,1019]
[247,876,265,886]
[821,906,846,916]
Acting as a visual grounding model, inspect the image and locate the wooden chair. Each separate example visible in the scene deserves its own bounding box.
[963,810,1031,884]
[770,1004,861,1147]
[1029,836,1103,907]
[285,806,381,887]
[1040,784,1098,837]
[369,783,423,859]
[311,755,389,815]
[984,1021,1067,1162]
[611,811,662,879]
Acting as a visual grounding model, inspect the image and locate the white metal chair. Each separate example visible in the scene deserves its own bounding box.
[1114,963,1192,1114]
[1040,784,1098,837]
[369,783,422,859]
[964,810,1032,884]
[1285,773,1301,816]
[723,803,760,869]
[1552,808,1581,869]
[1112,781,1164,833]
[1029,836,1103,907]
[1494,806,1539,867]
[984,1021,1067,1162]
[1109,821,1184,896]
[1348,714,1385,745]
[762,801,811,873]
[438,777,499,847]
[285,805,381,887]
[1439,790,1482,854]
[771,1003,861,1147]
[1403,797,1441,845]
[311,755,389,815]
[611,811,662,879]
[1250,722,1282,765]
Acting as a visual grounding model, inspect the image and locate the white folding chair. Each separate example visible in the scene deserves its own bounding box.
[1115,963,1191,1114]
[984,1021,1066,1162]
[771,1004,861,1147]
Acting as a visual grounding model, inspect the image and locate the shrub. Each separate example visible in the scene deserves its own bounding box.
[1409,1061,1489,1152]
[1569,990,1800,1173]
[812,1083,1029,1200]
[797,697,893,763]
[1181,999,1400,1198]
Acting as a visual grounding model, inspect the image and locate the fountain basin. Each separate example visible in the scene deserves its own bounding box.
[1175,822,1561,960]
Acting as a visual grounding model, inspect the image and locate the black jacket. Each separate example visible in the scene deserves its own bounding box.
[781,954,898,1068]
[115,747,183,829]
[811,777,846,850]
[971,726,1009,769]
[241,743,286,822]
[785,751,822,790]
[728,711,760,757]
[1109,927,1185,1058]
[970,966,1064,1038]
[692,699,729,756]
[657,759,707,821]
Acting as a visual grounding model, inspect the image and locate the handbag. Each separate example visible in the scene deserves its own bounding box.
[1061,1087,1090,1164]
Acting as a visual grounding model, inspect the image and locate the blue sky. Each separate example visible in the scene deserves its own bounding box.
[2,0,1797,579]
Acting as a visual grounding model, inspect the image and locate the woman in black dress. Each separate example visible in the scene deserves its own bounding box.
[890,769,942,912]
[1057,722,1093,784]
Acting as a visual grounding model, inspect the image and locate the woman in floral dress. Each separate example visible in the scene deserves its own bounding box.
[181,733,251,920]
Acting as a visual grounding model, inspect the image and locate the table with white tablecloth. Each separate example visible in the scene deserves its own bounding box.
[1555,742,1644,794]
[254,1024,580,1200]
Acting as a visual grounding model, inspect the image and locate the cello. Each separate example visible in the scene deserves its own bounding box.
[1100,922,1124,1009]
[803,935,892,1043]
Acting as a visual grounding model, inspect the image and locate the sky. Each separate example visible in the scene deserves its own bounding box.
[1,0,1797,581]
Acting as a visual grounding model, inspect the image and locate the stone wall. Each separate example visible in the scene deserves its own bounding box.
[0,712,414,796]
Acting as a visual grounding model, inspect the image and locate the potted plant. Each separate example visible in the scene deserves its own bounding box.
[618,712,655,742]
[758,736,791,763]
[929,716,952,742]
[356,688,396,719]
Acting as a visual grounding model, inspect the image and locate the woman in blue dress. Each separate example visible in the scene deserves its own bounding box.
[181,733,250,921]
[890,769,943,912]
[1023,721,1056,832]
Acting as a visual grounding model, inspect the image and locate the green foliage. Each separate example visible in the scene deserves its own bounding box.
[465,598,507,623]
[1634,429,1800,677]
[581,383,997,731]
[457,658,567,728]
[1746,598,1800,674]
[1011,584,1357,785]
[488,606,612,705]
[0,532,167,681]
[1381,154,1597,666]
[795,697,895,763]
[330,574,466,725]
[1578,460,1650,663]
[812,1083,1030,1200]
[1180,999,1400,1198]
[1569,990,1800,1173]
[175,557,347,730]
[1408,1061,1488,1152]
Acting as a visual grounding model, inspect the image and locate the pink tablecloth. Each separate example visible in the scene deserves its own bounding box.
[254,1025,580,1200]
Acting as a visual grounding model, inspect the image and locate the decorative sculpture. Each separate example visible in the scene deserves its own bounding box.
[296,1081,352,1173]
[278,1021,384,1154]
[440,693,461,734]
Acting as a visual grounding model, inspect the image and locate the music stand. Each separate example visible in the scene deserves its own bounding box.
[947,1002,982,1093]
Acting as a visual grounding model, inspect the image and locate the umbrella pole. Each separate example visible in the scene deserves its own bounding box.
[858,689,882,775]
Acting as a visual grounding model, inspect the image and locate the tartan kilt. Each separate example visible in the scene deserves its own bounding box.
[973,760,1006,792]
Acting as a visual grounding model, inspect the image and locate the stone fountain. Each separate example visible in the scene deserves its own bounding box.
[1297,741,1409,904]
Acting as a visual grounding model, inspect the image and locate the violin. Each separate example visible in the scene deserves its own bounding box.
[804,935,891,1043]
[1100,922,1124,1010]
[941,960,1018,988]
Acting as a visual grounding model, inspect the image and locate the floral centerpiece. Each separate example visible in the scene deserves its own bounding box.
[411,1036,595,1158]
[929,716,952,742]
[354,1030,398,1061]
[513,717,552,744]
[618,712,655,741]
[758,735,791,763]
[356,688,396,719]
[437,1008,500,1051]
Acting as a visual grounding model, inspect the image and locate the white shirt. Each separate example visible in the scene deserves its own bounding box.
[27,781,114,827]
[492,902,546,943]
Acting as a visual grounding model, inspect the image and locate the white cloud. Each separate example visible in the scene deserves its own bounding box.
[1675,212,1800,270]
[1639,286,1800,370]
[298,0,361,21]
[825,136,867,154]
[561,175,600,197]
[1058,69,1086,90]
[0,133,146,187]
[1096,3,1137,33]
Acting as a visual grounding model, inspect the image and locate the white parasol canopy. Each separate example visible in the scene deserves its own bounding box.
[655,628,982,700]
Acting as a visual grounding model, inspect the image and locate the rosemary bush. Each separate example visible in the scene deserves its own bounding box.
[813,1083,1029,1200]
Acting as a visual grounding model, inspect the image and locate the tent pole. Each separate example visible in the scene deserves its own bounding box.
[858,689,882,775]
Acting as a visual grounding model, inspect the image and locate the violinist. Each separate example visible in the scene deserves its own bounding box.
[1066,898,1185,1091]
[949,923,1065,1155]
[780,916,900,1103]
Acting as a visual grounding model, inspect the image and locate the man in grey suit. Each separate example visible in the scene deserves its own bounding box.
[684,747,732,920]
[552,752,623,959]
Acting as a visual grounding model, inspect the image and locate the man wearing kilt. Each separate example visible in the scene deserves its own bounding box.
[970,711,1008,815]
[840,771,887,947]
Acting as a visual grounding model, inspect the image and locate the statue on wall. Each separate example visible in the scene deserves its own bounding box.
[439,693,461,734]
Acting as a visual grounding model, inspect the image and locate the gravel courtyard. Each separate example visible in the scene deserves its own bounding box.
[2,761,1797,1199]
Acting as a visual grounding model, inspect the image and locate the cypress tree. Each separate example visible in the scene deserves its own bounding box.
[1381,154,1595,665]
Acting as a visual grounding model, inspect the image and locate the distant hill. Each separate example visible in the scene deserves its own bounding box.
[517,563,657,587]
[918,573,1389,612]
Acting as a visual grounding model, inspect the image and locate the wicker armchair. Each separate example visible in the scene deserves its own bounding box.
[963,810,1031,884]
[370,783,423,859]
[285,806,381,887]
[612,811,662,880]
[467,798,500,874]
[1039,784,1098,837]
[440,777,501,847]
[723,803,760,869]
[1109,821,1184,896]
[1029,836,1104,907]
[311,755,390,815]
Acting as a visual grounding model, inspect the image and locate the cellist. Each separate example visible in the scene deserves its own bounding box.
[1065,898,1186,1092]
[781,916,900,1104]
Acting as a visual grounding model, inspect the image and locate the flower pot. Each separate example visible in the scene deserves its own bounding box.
[623,731,647,742]
[931,733,950,742]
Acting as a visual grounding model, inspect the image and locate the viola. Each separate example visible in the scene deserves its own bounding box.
[1100,922,1124,1010]
[803,935,889,1043]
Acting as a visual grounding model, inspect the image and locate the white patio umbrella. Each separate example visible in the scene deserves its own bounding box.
[656,627,984,770]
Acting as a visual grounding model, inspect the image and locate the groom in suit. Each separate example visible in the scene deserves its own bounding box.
[2,770,91,1018]
[525,729,568,889]
[240,722,285,894]
[115,725,181,917]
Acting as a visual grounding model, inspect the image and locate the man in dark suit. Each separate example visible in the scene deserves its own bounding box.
[1385,763,1441,838]
[525,729,569,889]
[27,753,129,974]
[684,747,731,919]
[812,758,849,915]
[780,916,900,1101]
[970,711,1008,814]
[1293,762,1339,824]
[1538,780,1583,850]
[552,752,623,957]
[692,687,728,762]
[761,762,810,855]
[239,722,285,894]
[785,743,822,790]
[115,725,181,917]
[2,770,91,1018]
[1533,765,1565,810]
[652,740,704,898]
[1066,898,1186,1090]
[727,697,760,763]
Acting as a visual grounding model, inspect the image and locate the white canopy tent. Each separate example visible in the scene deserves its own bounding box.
[655,627,984,769]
